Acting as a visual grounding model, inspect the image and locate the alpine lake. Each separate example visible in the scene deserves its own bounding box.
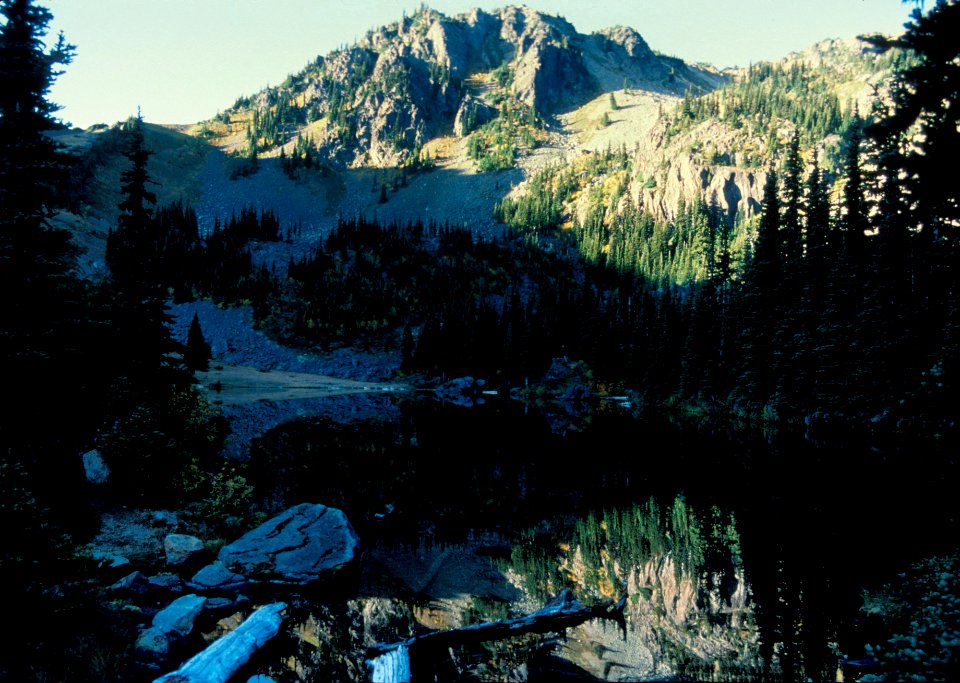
[214,394,959,682]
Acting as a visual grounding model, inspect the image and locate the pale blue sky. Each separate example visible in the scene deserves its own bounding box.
[44,0,916,129]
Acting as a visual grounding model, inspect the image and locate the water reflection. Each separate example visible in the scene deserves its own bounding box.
[245,399,957,681]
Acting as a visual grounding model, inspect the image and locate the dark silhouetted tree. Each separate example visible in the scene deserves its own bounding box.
[185,312,212,372]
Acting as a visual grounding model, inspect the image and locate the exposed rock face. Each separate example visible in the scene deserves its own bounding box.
[551,548,756,679]
[453,95,497,137]
[215,503,359,586]
[630,118,768,224]
[585,26,723,94]
[213,6,723,168]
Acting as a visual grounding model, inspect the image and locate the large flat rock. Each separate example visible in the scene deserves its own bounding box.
[218,503,358,585]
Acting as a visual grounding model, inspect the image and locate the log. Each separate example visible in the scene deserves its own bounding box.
[153,602,287,683]
[367,590,626,682]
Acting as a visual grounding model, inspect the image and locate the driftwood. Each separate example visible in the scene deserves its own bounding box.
[368,590,626,682]
[153,602,287,683]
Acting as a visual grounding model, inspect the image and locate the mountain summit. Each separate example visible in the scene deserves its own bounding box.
[197,5,724,167]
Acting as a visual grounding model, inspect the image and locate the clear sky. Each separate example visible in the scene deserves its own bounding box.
[43,0,917,129]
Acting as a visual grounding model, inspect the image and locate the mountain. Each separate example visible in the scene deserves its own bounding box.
[192,5,724,168]
[18,2,960,682]
[54,7,907,286]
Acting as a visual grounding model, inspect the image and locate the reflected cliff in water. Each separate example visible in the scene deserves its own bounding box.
[240,399,957,681]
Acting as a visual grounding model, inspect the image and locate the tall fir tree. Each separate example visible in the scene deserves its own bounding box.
[0,3,106,676]
[865,0,960,426]
[732,168,781,405]
[106,110,159,289]
[780,130,804,270]
[867,0,960,240]
[840,114,868,264]
[185,311,212,372]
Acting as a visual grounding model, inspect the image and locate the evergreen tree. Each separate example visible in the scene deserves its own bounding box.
[0,0,73,235]
[804,156,830,264]
[792,156,831,407]
[0,0,89,497]
[185,312,212,372]
[733,169,781,404]
[106,111,158,288]
[117,111,156,235]
[865,0,960,421]
[752,170,782,297]
[0,3,103,675]
[780,130,804,269]
[840,115,868,263]
[867,0,960,239]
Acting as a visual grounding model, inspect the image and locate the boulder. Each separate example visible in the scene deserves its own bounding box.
[189,562,248,593]
[148,573,184,593]
[91,549,131,571]
[136,595,207,663]
[136,626,170,661]
[218,503,359,586]
[164,534,205,567]
[110,570,151,595]
[82,448,109,484]
[153,594,208,638]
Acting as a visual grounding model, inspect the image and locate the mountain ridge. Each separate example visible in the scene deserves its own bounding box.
[192,4,726,168]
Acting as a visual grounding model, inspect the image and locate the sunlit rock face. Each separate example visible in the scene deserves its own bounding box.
[207,5,722,168]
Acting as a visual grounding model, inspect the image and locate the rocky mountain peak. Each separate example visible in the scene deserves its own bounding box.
[199,5,724,168]
[593,25,653,58]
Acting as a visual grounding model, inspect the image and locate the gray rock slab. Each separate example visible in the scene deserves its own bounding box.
[136,626,170,661]
[149,573,184,592]
[153,594,208,638]
[110,570,150,594]
[189,562,248,592]
[164,534,205,566]
[218,503,359,585]
[92,549,131,571]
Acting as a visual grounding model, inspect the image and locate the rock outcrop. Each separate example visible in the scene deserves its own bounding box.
[191,503,359,591]
[205,6,724,167]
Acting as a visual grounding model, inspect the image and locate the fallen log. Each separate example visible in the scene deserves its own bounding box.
[367,590,626,682]
[154,602,287,683]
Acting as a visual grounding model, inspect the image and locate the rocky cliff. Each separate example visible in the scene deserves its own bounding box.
[196,5,724,168]
[553,549,758,680]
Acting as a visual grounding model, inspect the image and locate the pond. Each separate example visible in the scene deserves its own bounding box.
[241,398,958,682]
